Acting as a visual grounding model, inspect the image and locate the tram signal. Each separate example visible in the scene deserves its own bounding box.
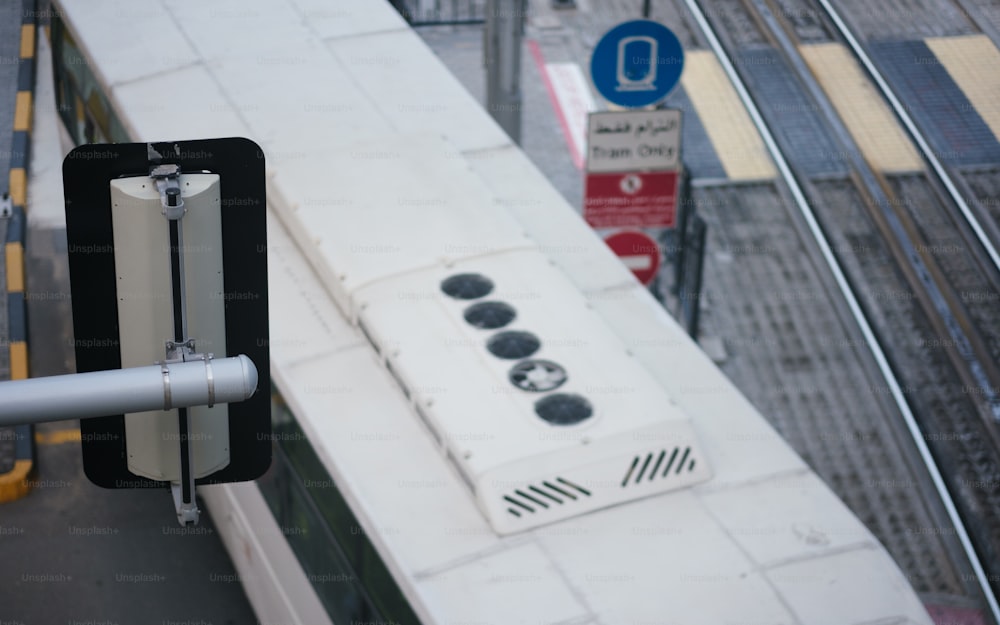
[61,138,271,524]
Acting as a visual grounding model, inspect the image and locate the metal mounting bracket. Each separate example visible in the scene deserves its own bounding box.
[150,163,185,220]
[153,160,201,526]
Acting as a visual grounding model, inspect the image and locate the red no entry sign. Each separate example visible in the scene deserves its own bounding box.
[604,230,661,285]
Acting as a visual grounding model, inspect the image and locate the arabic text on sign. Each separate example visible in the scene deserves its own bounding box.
[593,120,679,137]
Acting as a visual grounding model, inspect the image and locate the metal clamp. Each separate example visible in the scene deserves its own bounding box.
[0,193,11,218]
[171,351,217,408]
[150,163,185,220]
[171,484,200,526]
[161,362,172,410]
[204,354,215,408]
[166,338,196,362]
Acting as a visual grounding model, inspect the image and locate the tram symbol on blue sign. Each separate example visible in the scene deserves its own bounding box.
[591,20,684,108]
[617,37,658,91]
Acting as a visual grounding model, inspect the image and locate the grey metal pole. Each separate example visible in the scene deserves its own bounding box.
[485,0,525,144]
[0,355,258,426]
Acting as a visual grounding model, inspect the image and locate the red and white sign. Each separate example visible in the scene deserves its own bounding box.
[584,170,678,229]
[604,230,662,285]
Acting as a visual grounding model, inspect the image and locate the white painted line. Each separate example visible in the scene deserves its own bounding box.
[528,41,596,170]
[620,255,653,271]
[545,62,596,169]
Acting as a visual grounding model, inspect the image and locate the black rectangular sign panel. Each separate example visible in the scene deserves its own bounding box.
[63,138,270,487]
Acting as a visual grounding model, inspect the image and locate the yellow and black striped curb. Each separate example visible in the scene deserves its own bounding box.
[1,0,38,504]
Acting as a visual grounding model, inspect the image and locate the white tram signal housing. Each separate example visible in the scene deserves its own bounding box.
[111,174,230,482]
[354,249,712,534]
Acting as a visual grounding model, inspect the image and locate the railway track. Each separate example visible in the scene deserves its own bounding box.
[682,0,1000,618]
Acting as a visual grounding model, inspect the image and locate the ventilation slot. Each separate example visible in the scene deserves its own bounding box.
[505,477,591,517]
[621,447,696,487]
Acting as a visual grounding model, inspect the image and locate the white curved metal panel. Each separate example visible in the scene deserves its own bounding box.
[264,210,363,368]
[289,0,409,40]
[273,134,536,302]
[699,470,876,566]
[152,0,313,65]
[325,30,511,153]
[772,548,933,625]
[112,64,254,143]
[56,1,199,88]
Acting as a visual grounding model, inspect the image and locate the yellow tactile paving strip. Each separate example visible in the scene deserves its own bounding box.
[0,460,32,502]
[926,34,1000,143]
[19,24,33,59]
[35,429,83,445]
[801,43,923,174]
[0,6,36,504]
[5,241,24,292]
[681,50,776,180]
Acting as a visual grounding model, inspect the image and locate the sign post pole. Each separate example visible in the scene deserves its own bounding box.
[485,0,526,143]
[0,357,258,426]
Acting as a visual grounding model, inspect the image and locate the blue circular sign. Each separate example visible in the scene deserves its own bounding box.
[590,20,685,108]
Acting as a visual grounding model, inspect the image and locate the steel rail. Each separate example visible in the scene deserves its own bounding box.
[681,0,1000,620]
[814,0,1000,278]
[748,0,1000,430]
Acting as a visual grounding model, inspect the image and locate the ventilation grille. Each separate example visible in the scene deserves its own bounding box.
[535,393,592,425]
[621,447,696,487]
[508,359,567,392]
[464,301,516,329]
[503,477,592,517]
[441,273,494,299]
[487,330,541,359]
